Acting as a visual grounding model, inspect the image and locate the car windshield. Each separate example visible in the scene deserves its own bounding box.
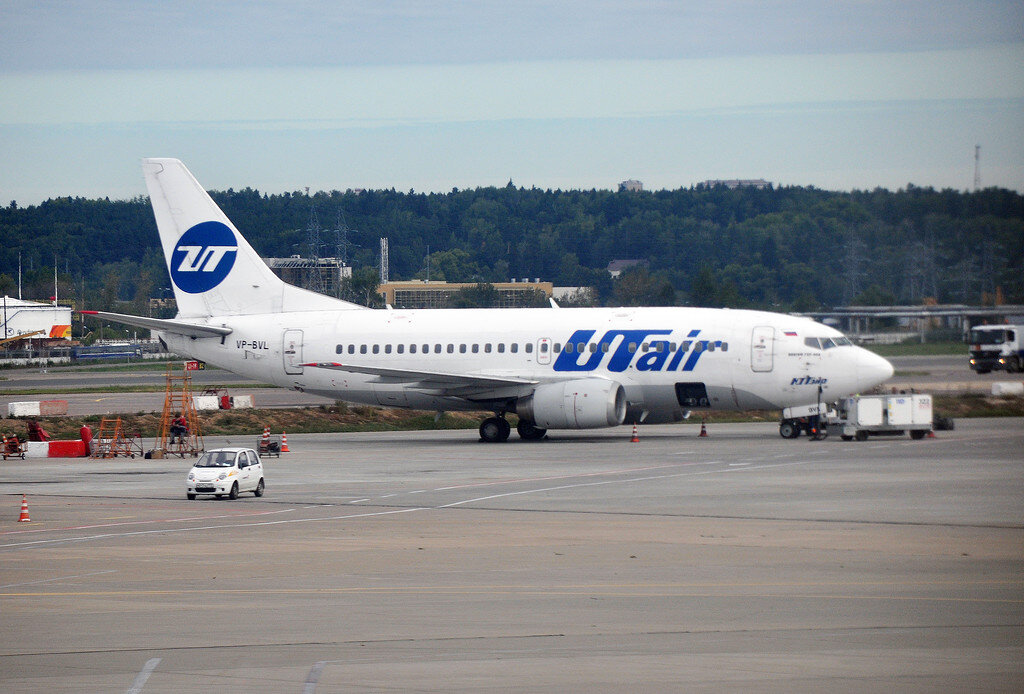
[194,451,235,468]
[970,329,1004,345]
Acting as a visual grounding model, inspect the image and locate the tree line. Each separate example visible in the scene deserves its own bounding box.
[1,182,1021,327]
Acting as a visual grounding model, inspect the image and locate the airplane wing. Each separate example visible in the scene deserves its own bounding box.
[79,310,233,339]
[302,361,538,398]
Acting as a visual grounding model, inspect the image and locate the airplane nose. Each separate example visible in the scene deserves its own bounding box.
[855,349,894,391]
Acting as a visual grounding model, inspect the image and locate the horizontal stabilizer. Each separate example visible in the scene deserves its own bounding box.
[79,310,232,338]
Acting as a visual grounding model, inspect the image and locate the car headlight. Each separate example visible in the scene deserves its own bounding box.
[188,473,194,480]
[217,472,227,481]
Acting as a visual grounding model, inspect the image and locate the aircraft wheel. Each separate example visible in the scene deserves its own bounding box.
[516,419,547,441]
[479,417,510,443]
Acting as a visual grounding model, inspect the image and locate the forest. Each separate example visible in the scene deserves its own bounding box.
[1,181,1022,323]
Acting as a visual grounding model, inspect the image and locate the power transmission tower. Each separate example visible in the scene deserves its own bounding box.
[303,204,326,295]
[974,144,981,190]
[379,238,389,284]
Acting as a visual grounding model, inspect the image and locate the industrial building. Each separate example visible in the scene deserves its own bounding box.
[0,296,72,345]
[264,256,352,297]
[378,280,553,309]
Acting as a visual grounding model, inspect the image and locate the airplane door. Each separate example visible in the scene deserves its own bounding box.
[283,329,304,375]
[750,326,774,372]
[537,338,552,365]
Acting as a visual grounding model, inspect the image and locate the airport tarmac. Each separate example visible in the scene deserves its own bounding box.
[1,419,1022,692]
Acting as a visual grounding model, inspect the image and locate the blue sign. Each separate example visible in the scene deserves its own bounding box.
[170,221,238,294]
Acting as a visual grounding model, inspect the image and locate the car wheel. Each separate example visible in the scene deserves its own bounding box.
[254,478,265,497]
[855,430,869,442]
[187,492,196,500]
[228,482,239,500]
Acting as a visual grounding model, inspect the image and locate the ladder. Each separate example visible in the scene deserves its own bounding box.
[90,417,141,458]
[158,363,204,457]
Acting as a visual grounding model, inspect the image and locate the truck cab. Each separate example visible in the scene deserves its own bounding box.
[969,325,1024,374]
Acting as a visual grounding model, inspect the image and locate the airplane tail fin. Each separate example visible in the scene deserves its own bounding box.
[142,158,364,318]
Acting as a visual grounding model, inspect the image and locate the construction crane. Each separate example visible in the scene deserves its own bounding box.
[0,330,44,347]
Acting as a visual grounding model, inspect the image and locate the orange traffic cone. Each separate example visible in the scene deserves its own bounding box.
[927,429,936,438]
[698,419,708,437]
[630,424,639,443]
[18,494,30,522]
[280,431,290,453]
[262,426,270,444]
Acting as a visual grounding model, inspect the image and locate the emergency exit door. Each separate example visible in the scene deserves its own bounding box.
[750,326,774,372]
[283,329,304,375]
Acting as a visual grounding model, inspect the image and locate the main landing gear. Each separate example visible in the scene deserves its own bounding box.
[478,415,548,442]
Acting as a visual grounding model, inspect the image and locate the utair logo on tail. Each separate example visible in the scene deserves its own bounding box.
[170,221,238,294]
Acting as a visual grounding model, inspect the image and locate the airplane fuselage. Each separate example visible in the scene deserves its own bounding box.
[160,304,888,424]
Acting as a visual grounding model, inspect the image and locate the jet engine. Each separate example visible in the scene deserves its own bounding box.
[516,379,627,429]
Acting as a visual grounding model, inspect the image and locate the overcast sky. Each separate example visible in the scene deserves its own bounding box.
[1,0,1022,204]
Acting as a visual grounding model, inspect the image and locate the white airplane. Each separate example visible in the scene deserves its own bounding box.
[84,158,894,442]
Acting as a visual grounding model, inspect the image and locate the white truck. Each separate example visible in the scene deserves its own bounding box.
[828,394,933,441]
[969,324,1024,373]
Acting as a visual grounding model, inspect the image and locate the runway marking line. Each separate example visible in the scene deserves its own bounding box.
[0,507,296,537]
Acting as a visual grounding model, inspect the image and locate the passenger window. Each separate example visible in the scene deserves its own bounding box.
[372,345,380,354]
[669,342,676,351]
[335,344,342,354]
[641,343,649,352]
[348,345,355,355]
[384,344,392,354]
[472,344,479,353]
[360,345,367,354]
[721,342,728,352]
[423,344,430,353]
[447,344,454,353]
[525,343,533,353]
[484,344,492,353]
[435,344,442,353]
[397,344,404,354]
[694,341,704,352]
[410,344,417,354]
[656,342,665,353]
[629,342,637,353]
[511,343,519,353]
[565,343,574,353]
[498,343,505,353]
[459,344,467,353]
[554,343,561,353]
[707,342,715,352]
[601,343,610,353]
[588,343,596,353]
[681,340,691,351]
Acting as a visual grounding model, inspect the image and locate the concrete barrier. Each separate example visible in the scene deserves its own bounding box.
[992,382,1024,396]
[39,400,68,416]
[193,395,221,411]
[8,402,40,417]
[231,395,254,409]
[7,400,69,417]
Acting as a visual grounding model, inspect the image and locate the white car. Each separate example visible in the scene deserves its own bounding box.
[186,447,265,500]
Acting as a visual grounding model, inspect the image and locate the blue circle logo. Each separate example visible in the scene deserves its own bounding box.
[170,221,238,294]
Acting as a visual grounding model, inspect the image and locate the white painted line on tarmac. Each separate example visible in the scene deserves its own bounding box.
[349,499,370,504]
[302,661,326,694]
[126,657,160,694]
[0,569,116,589]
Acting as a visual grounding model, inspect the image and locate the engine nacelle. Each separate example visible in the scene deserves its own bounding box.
[517,379,627,429]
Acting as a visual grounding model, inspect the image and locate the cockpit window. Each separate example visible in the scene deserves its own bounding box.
[804,337,821,350]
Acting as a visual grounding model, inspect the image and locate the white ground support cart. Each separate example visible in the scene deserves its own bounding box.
[828,394,933,441]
